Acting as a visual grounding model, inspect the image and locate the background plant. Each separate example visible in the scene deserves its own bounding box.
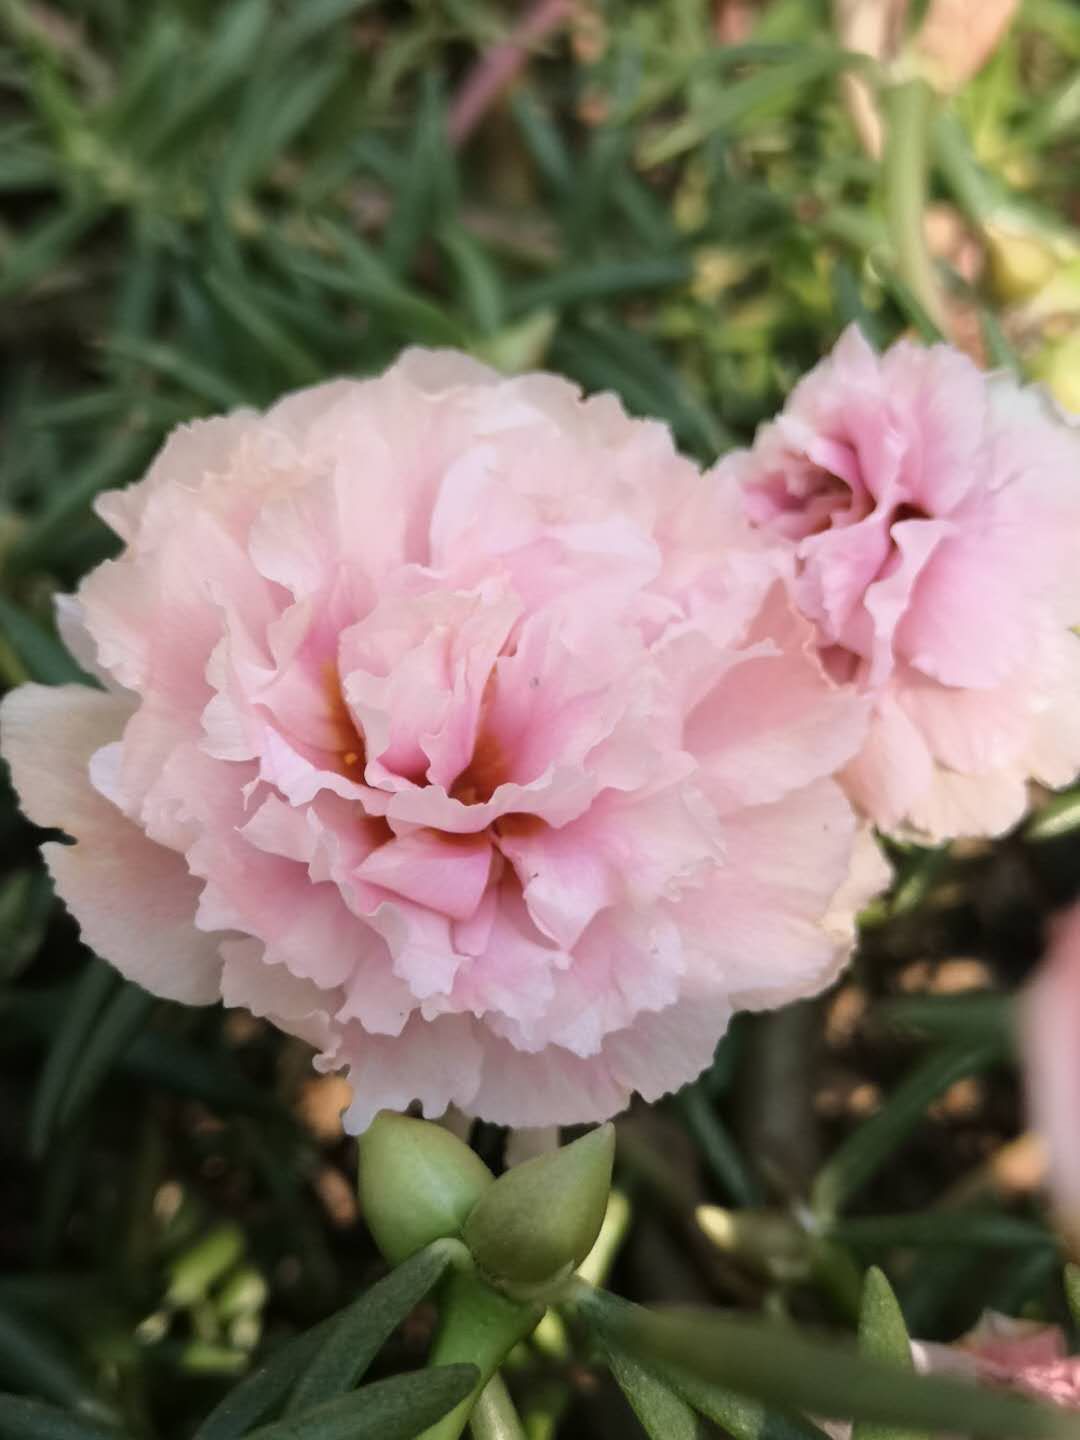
[3,0,1080,1436]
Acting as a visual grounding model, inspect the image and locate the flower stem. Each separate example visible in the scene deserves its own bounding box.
[469,1374,528,1440]
[882,76,947,336]
[418,1270,543,1440]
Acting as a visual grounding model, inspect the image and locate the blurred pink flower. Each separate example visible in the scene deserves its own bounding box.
[717,325,1080,842]
[914,1311,1080,1408]
[0,352,879,1131]
[1024,905,1080,1249]
[825,1311,1080,1440]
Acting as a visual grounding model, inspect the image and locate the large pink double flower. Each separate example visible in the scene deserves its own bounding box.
[1,352,877,1129]
[719,326,1080,841]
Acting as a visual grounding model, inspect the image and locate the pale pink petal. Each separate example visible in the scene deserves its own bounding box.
[220,938,337,1051]
[358,829,494,921]
[0,685,223,1003]
[335,1012,484,1132]
[841,695,935,833]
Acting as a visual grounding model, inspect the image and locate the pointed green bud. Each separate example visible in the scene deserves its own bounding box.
[857,1265,913,1369]
[359,1111,494,1266]
[853,1266,924,1440]
[462,1124,615,1289]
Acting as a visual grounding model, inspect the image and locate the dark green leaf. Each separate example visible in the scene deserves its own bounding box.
[246,1366,479,1440]
[575,1286,1076,1440]
[605,1345,701,1440]
[881,994,1015,1045]
[98,338,249,408]
[205,271,323,386]
[193,1321,336,1440]
[1065,1264,1080,1328]
[0,597,87,686]
[286,1243,458,1414]
[811,1038,1006,1218]
[674,1085,762,1208]
[832,1212,1054,1252]
[0,205,101,299]
[382,74,453,276]
[5,432,149,577]
[0,1307,109,1420]
[30,961,116,1159]
[0,1395,122,1440]
[55,983,156,1129]
[662,1362,832,1440]
[510,256,691,314]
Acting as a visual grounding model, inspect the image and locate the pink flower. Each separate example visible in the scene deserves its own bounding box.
[717,325,1080,842]
[1,352,877,1131]
[823,1311,1080,1440]
[1024,904,1080,1248]
[914,1312,1080,1409]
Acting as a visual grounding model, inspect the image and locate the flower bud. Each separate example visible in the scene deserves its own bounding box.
[986,216,1079,304]
[358,1111,494,1266]
[462,1124,615,1288]
[1032,330,1080,418]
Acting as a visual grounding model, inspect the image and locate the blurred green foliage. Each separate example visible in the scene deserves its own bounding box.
[4,1,1080,1436]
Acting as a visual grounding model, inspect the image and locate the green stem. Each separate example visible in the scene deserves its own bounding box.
[882,77,947,335]
[469,1374,528,1440]
[420,1270,543,1440]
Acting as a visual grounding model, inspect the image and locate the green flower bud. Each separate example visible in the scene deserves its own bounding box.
[359,1111,494,1266]
[462,1124,615,1288]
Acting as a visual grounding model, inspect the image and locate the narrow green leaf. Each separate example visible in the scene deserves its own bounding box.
[193,1320,335,1440]
[661,1361,832,1440]
[0,205,100,299]
[0,1307,107,1420]
[439,225,504,336]
[246,1366,479,1440]
[1064,1264,1080,1328]
[120,1031,284,1117]
[853,1268,924,1440]
[605,1345,700,1440]
[30,961,116,1159]
[205,271,323,386]
[287,1243,458,1414]
[218,58,345,198]
[510,256,691,314]
[0,597,86,686]
[869,265,945,344]
[281,232,468,347]
[272,0,377,54]
[137,0,271,159]
[0,869,53,981]
[639,50,865,166]
[979,308,1022,375]
[574,1286,1076,1440]
[383,74,453,276]
[509,90,574,195]
[0,1395,122,1440]
[832,1213,1054,1252]
[99,338,249,408]
[5,433,149,577]
[811,1038,1006,1218]
[1027,788,1080,841]
[881,994,1014,1045]
[55,983,156,1129]
[674,1085,762,1208]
